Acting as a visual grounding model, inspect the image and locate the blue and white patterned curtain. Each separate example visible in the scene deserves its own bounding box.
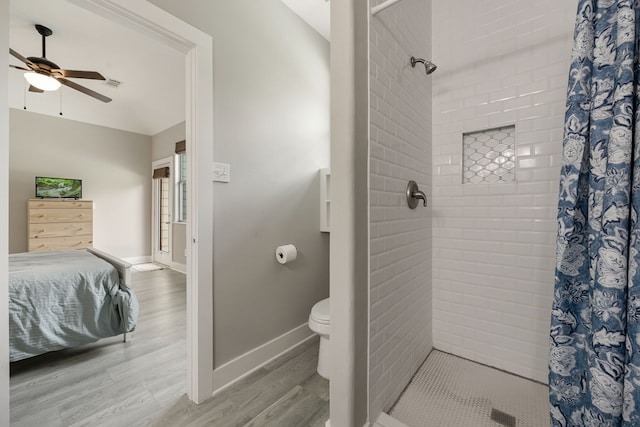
[550,0,640,425]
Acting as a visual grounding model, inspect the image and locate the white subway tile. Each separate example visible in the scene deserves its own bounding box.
[370,0,435,414]
[432,0,573,386]
[371,0,576,407]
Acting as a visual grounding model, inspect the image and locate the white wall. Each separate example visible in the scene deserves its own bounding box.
[148,0,330,368]
[369,0,433,417]
[329,0,370,424]
[329,0,370,425]
[1,0,10,423]
[431,0,576,383]
[151,121,187,266]
[9,109,152,259]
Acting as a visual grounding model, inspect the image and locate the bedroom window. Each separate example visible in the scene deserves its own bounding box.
[175,140,187,223]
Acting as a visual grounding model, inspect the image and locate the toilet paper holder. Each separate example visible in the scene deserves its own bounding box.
[406,180,427,209]
[276,244,297,264]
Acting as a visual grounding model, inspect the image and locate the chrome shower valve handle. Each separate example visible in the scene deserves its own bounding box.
[406,180,427,209]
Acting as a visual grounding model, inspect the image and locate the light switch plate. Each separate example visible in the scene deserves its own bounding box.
[213,162,230,183]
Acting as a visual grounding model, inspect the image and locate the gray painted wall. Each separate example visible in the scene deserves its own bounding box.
[148,0,330,367]
[9,109,152,259]
[172,223,187,265]
[152,121,187,266]
[152,121,185,161]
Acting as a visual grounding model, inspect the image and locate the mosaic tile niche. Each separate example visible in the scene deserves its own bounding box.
[462,125,516,184]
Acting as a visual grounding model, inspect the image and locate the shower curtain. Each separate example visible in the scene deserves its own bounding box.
[550,0,640,425]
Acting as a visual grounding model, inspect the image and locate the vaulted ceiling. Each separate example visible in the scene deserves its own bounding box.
[280,0,330,41]
[9,0,185,136]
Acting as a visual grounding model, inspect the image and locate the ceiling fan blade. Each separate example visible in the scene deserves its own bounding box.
[52,69,106,80]
[9,48,36,69]
[28,85,44,93]
[10,64,30,71]
[57,77,112,103]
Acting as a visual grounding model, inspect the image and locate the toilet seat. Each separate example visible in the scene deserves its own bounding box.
[310,298,330,324]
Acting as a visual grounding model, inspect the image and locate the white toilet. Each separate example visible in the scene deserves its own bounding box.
[308,297,330,379]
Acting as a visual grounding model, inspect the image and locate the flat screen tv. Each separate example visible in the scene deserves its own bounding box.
[35,177,82,199]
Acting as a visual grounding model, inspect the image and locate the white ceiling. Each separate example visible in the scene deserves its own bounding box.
[9,0,185,136]
[280,0,330,41]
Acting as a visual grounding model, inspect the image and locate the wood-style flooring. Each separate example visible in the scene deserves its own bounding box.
[10,268,329,427]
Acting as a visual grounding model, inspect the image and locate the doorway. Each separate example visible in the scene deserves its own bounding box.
[70,0,215,403]
[80,0,215,403]
[1,0,215,414]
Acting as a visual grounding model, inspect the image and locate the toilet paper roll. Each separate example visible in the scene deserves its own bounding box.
[276,244,297,264]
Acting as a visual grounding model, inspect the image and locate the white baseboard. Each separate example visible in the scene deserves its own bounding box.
[122,255,151,265]
[375,413,409,427]
[166,260,186,274]
[326,418,372,427]
[212,323,315,394]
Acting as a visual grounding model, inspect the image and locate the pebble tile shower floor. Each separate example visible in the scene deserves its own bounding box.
[388,350,548,427]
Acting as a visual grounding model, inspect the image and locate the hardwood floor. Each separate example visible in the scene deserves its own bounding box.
[10,268,329,427]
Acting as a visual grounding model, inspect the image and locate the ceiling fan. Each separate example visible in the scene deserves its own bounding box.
[9,24,112,103]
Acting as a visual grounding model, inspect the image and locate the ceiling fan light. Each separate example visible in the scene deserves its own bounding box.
[24,72,61,91]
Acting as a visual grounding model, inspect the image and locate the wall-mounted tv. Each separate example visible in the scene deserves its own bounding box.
[35,177,82,199]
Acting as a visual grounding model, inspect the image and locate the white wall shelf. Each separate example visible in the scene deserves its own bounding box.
[320,168,330,233]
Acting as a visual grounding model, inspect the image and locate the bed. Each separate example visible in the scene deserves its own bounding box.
[9,247,139,362]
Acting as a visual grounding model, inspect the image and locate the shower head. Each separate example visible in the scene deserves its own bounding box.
[410,56,437,75]
[424,61,437,74]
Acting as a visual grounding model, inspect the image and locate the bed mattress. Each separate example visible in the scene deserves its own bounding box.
[9,250,139,362]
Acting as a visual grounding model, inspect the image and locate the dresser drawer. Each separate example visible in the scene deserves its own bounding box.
[28,200,92,210]
[29,209,92,224]
[29,222,93,239]
[28,236,94,252]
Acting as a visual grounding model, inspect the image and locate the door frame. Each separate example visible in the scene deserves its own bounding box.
[1,0,9,423]
[69,0,215,403]
[152,157,173,266]
[0,0,216,418]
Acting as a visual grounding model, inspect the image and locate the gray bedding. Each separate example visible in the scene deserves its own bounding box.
[9,250,139,362]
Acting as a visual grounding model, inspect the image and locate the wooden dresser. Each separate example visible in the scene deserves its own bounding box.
[28,199,93,252]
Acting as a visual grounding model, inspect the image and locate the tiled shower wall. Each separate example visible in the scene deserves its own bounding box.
[431,0,577,383]
[369,0,433,418]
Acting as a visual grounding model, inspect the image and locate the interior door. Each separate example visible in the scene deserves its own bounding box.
[152,158,172,265]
